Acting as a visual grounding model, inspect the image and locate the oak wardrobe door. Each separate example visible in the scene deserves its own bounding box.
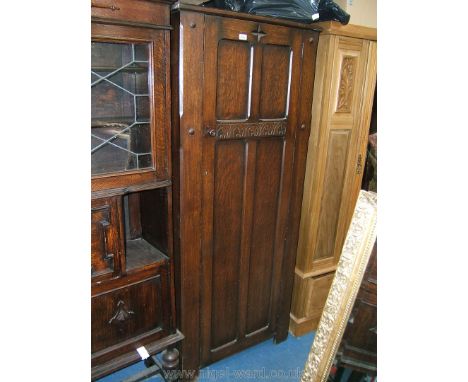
[297,35,375,275]
[199,16,304,365]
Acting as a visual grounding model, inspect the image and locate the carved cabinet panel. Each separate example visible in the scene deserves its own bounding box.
[172,8,319,370]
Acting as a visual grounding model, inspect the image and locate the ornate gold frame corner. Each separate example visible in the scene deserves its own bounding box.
[301,190,377,382]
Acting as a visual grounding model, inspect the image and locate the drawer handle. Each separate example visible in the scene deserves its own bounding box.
[91,2,121,11]
[109,300,134,325]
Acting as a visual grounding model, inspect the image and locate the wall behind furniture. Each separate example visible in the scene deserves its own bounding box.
[334,0,377,28]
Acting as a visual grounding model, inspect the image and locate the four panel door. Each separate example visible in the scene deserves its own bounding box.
[199,16,305,364]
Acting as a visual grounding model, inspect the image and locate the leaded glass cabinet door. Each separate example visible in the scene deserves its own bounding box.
[91,24,170,192]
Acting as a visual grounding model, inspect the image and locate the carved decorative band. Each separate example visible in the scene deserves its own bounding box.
[215,121,287,140]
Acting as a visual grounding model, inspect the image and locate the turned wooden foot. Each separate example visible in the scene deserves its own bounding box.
[161,347,180,381]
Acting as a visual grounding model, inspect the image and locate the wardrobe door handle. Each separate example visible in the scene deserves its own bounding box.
[356,154,363,175]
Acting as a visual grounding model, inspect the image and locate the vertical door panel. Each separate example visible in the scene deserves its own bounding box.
[210,141,245,349]
[216,40,252,120]
[315,130,351,260]
[259,45,292,119]
[245,138,283,335]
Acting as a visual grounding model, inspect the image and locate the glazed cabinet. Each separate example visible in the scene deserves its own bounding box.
[290,22,377,336]
[91,0,173,192]
[91,1,182,380]
[171,5,319,372]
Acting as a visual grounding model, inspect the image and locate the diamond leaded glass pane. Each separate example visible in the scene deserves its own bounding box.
[91,41,152,176]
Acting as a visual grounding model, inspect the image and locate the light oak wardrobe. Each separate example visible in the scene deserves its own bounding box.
[290,21,377,336]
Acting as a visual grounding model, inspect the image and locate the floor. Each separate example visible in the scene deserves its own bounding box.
[97,332,315,382]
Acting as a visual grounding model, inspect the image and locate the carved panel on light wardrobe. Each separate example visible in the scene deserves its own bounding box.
[336,56,356,113]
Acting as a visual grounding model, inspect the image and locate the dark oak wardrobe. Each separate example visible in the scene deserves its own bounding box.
[171,4,320,372]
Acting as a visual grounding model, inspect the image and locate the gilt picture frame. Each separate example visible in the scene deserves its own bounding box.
[301,190,377,382]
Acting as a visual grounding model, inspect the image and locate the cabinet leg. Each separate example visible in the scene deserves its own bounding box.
[161,347,180,382]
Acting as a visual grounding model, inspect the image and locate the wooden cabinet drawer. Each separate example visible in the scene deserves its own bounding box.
[289,271,335,336]
[91,0,170,27]
[91,270,171,357]
[91,197,124,280]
